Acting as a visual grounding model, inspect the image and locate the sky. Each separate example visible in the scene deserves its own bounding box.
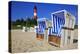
[9,1,78,25]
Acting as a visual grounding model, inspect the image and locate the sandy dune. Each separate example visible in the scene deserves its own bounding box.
[11,30,78,53]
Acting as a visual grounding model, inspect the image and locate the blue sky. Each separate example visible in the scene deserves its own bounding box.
[10,1,78,25]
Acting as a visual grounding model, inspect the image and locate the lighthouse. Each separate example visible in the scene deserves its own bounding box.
[33,6,37,20]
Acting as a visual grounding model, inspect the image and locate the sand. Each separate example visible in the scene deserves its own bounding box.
[10,29,78,53]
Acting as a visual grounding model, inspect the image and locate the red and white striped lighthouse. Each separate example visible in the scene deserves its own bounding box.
[33,6,37,20]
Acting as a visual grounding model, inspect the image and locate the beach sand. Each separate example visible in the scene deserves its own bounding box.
[10,30,78,53]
